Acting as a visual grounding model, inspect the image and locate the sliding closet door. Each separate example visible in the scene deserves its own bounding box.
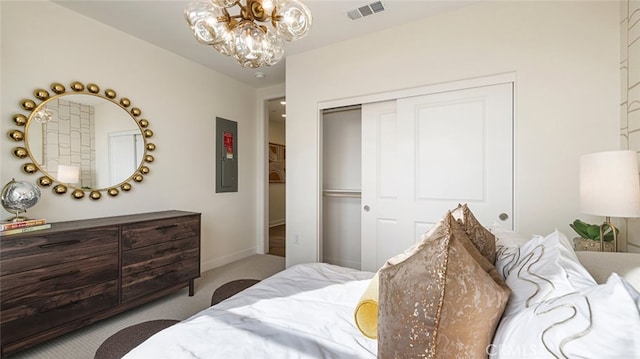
[361,101,401,271]
[361,83,513,272]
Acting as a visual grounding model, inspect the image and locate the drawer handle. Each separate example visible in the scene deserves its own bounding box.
[158,269,177,278]
[157,247,179,256]
[157,224,178,231]
[40,240,80,249]
[57,299,80,310]
[39,269,81,282]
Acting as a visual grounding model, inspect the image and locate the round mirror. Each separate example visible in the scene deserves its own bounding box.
[7,81,156,200]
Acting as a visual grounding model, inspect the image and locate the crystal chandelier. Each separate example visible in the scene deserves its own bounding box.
[33,108,53,123]
[184,0,312,68]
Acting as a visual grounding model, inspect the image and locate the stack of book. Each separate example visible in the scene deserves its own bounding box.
[0,218,50,236]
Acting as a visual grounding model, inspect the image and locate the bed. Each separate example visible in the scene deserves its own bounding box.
[123,262,377,358]
[123,206,640,358]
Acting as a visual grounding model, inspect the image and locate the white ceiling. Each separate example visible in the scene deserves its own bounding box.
[52,0,475,89]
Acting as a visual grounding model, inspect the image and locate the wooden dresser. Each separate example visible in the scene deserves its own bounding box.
[0,210,201,356]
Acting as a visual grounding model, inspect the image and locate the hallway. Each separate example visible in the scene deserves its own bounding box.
[269,224,285,257]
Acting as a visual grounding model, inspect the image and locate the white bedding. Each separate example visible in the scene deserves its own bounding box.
[123,263,377,359]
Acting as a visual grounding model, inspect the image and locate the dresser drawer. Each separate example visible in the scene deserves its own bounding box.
[1,279,118,346]
[1,254,118,309]
[0,226,119,275]
[122,236,199,277]
[121,259,200,303]
[122,215,200,250]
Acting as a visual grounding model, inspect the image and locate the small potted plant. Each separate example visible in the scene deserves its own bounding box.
[569,219,617,252]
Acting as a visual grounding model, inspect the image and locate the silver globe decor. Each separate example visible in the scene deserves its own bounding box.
[1,178,41,222]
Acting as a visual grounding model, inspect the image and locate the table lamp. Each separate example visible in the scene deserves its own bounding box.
[57,165,80,186]
[579,150,640,251]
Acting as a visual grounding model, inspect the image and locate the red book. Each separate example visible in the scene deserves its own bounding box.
[0,224,51,236]
[0,218,47,232]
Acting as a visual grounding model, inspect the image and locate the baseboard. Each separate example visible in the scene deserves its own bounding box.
[201,247,257,272]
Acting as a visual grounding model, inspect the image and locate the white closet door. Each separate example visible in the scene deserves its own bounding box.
[361,101,401,271]
[361,83,513,272]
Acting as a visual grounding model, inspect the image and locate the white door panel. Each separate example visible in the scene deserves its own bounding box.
[361,101,406,272]
[361,83,513,272]
[415,100,484,201]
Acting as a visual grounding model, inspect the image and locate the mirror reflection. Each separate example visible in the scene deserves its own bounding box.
[26,94,144,190]
[8,81,155,200]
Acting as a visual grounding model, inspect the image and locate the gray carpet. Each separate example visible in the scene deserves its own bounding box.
[6,254,285,359]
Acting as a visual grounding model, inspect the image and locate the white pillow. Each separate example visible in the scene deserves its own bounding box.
[501,230,596,317]
[625,267,640,293]
[489,222,531,247]
[489,223,535,279]
[491,273,640,358]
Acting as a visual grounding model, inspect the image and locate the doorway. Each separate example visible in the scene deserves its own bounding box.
[268,97,286,257]
[108,130,143,187]
[321,106,362,269]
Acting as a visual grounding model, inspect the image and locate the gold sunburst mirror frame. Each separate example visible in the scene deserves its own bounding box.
[7,81,156,200]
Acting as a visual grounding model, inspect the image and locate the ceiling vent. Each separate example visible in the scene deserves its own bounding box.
[347,1,385,20]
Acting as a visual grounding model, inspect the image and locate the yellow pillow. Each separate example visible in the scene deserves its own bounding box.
[354,272,379,339]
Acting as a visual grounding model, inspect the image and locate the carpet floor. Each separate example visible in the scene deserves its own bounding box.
[6,254,285,359]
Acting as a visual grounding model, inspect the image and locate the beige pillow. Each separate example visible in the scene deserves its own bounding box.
[378,211,510,358]
[451,203,497,264]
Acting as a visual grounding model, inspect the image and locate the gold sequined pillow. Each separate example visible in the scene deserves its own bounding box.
[451,203,497,264]
[378,212,510,359]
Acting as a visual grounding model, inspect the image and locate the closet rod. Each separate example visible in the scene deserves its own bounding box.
[322,189,362,198]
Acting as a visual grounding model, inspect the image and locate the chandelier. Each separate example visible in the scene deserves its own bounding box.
[32,108,53,123]
[184,0,312,68]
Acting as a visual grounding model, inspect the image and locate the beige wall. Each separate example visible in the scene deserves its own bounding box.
[0,1,261,271]
[285,1,621,266]
[621,0,640,252]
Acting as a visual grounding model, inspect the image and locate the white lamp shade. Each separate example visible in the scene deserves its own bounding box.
[579,150,640,218]
[57,165,80,184]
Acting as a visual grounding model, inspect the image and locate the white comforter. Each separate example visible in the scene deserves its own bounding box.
[123,263,377,359]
